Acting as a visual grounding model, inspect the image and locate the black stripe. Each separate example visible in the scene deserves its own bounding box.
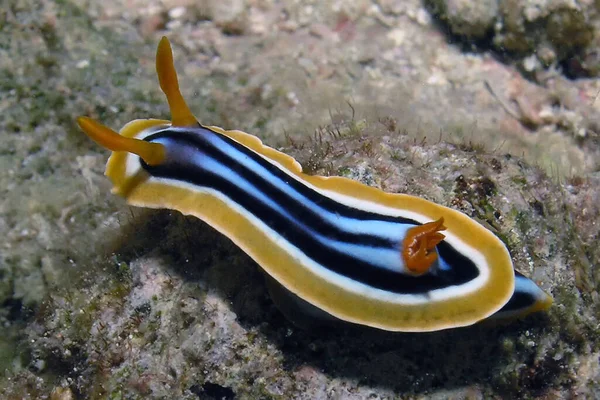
[142,128,479,294]
[174,129,400,246]
[195,130,480,288]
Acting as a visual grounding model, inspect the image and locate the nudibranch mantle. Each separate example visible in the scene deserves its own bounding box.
[77,37,552,332]
[113,124,493,307]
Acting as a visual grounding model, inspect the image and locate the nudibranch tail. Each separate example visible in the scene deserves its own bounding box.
[402,217,447,275]
[76,116,166,166]
[156,36,197,127]
[491,271,553,320]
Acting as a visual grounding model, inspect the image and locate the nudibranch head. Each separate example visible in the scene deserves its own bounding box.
[76,37,552,332]
[77,37,198,168]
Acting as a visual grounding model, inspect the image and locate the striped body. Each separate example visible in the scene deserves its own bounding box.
[145,126,478,294]
[105,120,548,330]
[77,37,552,332]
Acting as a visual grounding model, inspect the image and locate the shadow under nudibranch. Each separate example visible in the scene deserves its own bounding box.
[109,210,556,396]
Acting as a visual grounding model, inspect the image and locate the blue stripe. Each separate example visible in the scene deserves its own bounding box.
[142,128,480,294]
[181,127,415,243]
[156,135,408,273]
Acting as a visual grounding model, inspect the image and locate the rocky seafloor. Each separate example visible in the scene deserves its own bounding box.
[1,0,599,398]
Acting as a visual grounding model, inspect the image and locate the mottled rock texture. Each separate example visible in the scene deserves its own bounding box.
[1,0,599,398]
[428,0,600,78]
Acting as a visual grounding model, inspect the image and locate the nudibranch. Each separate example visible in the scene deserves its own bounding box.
[77,37,552,332]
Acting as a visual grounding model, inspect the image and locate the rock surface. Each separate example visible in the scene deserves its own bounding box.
[1,0,599,398]
[428,0,599,78]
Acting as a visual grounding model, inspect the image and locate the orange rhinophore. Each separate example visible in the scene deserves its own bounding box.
[402,217,447,275]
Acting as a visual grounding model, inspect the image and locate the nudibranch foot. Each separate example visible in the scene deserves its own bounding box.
[402,217,447,275]
[264,274,338,331]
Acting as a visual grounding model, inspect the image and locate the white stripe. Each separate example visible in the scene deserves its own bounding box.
[120,151,490,305]
[121,127,493,304]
